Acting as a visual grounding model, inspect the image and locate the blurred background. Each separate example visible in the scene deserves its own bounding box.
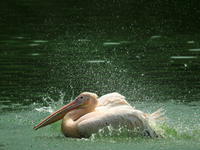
[0,0,200,149]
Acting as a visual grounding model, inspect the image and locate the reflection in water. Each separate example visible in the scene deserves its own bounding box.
[31,53,40,56]
[34,40,49,43]
[86,60,106,63]
[30,43,40,46]
[170,56,197,59]
[103,42,121,45]
[78,39,91,42]
[189,49,200,51]
[150,35,161,39]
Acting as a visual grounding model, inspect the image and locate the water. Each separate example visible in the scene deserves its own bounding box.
[0,0,200,149]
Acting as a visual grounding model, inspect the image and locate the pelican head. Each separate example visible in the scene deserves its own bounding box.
[34,92,98,130]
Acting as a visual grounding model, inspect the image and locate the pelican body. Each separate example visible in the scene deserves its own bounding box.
[34,92,163,138]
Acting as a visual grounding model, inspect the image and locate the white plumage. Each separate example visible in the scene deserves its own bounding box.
[34,92,164,138]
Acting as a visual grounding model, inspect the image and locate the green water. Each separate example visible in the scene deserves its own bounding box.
[0,0,200,149]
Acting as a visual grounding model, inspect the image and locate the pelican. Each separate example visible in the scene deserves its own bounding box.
[34,92,164,138]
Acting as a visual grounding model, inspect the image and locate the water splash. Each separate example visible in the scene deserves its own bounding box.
[34,91,67,131]
[34,92,66,114]
[89,125,154,142]
[32,93,200,146]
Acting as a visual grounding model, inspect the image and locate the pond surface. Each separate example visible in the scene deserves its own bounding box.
[0,0,200,149]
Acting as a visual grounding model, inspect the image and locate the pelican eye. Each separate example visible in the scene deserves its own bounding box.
[79,95,85,101]
[78,94,88,102]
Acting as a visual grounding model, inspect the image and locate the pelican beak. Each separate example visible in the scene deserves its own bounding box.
[34,97,83,130]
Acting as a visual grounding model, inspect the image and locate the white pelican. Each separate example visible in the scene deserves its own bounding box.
[34,92,164,138]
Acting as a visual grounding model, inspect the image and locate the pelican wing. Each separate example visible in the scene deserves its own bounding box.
[78,106,152,138]
[97,92,131,108]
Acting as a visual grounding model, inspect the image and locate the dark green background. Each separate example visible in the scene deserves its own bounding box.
[1,0,200,108]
